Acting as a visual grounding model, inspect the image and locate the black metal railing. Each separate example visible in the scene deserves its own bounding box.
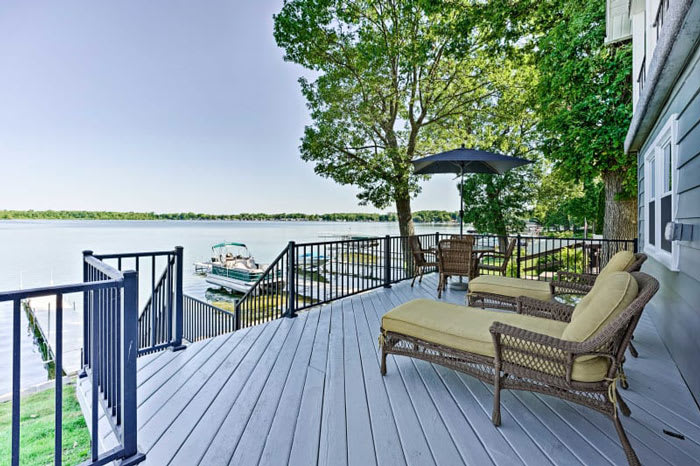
[183,294,237,342]
[231,232,636,332]
[234,245,291,329]
[233,233,439,329]
[90,247,186,355]
[472,234,637,279]
[638,56,646,94]
[0,258,144,466]
[653,0,670,39]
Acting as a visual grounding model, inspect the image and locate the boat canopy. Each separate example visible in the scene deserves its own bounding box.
[212,242,247,250]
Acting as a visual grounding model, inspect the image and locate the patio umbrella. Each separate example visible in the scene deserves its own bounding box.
[412,145,532,237]
[412,145,531,289]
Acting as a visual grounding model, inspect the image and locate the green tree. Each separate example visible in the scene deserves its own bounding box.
[467,0,636,239]
[536,0,635,239]
[534,167,604,233]
[273,0,495,237]
[451,58,540,244]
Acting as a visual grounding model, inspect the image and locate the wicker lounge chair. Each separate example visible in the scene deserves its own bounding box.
[408,236,438,287]
[468,250,647,312]
[477,238,517,276]
[437,238,478,298]
[380,271,659,466]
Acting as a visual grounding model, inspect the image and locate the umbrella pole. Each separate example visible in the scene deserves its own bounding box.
[459,167,464,237]
[451,165,468,291]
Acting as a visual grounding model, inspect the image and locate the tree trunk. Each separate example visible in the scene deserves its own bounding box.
[395,195,415,237]
[602,171,637,239]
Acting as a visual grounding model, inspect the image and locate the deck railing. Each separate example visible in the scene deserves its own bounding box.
[231,233,636,332]
[0,258,144,466]
[90,248,186,355]
[183,294,237,342]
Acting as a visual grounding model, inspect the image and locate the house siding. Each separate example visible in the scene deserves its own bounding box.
[638,41,700,399]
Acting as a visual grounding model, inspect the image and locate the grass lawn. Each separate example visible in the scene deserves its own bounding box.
[0,383,90,465]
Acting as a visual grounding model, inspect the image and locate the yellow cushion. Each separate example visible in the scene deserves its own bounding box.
[382,299,609,382]
[562,272,638,343]
[598,250,636,278]
[468,275,552,301]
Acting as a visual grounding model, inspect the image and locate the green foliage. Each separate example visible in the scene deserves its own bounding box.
[534,167,604,233]
[273,0,501,235]
[452,60,540,236]
[0,384,90,465]
[0,209,457,223]
[534,0,635,198]
[464,0,637,236]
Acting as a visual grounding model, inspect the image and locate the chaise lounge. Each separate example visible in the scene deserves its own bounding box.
[467,250,647,312]
[379,271,659,466]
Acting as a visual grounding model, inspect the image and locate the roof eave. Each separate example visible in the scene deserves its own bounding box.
[625,0,699,153]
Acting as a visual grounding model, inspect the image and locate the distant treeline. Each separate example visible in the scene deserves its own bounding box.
[0,209,458,223]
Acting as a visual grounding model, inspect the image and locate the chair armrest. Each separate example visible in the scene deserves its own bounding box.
[558,271,597,286]
[550,280,592,296]
[489,322,615,383]
[516,296,574,322]
[490,322,579,352]
[478,251,505,260]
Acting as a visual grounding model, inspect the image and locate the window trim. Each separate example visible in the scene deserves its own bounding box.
[643,114,679,271]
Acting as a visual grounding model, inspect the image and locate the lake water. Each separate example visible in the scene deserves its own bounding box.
[0,220,460,394]
[0,220,460,293]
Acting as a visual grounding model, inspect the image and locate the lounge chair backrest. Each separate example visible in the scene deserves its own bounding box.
[597,250,637,278]
[438,239,475,275]
[562,271,638,342]
[450,234,475,246]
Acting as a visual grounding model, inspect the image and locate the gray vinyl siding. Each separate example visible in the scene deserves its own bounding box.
[638,40,700,400]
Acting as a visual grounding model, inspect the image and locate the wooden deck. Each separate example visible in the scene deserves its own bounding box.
[79,274,700,465]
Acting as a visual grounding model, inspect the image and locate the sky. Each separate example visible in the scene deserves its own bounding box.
[0,1,458,215]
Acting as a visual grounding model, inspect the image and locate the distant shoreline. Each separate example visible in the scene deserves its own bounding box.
[0,210,458,224]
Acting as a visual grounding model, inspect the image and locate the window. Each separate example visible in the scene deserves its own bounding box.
[644,115,678,270]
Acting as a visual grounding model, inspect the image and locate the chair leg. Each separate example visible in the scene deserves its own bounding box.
[418,269,424,283]
[492,374,502,426]
[619,366,630,390]
[629,341,639,358]
[613,412,640,466]
[380,348,387,376]
[411,273,417,287]
[617,391,632,417]
[437,274,443,298]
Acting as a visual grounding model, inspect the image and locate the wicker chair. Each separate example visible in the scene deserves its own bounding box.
[469,252,648,360]
[380,272,659,466]
[408,236,438,287]
[450,234,475,244]
[477,238,517,276]
[437,238,478,298]
[552,253,647,295]
[468,252,647,311]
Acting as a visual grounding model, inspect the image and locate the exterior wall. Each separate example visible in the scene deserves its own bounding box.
[638,42,700,399]
[630,0,645,110]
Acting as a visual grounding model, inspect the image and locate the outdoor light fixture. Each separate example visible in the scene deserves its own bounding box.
[664,221,694,242]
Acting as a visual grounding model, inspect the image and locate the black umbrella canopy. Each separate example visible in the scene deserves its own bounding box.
[412,147,531,175]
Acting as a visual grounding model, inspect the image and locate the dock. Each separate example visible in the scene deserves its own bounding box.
[24,294,83,376]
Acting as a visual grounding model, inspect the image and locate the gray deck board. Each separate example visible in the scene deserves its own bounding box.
[166,319,283,465]
[318,301,348,466]
[200,316,306,465]
[139,323,266,462]
[86,273,700,466]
